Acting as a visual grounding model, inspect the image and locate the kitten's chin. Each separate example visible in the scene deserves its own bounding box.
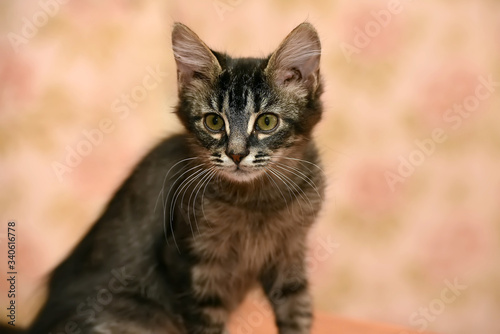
[219,167,264,183]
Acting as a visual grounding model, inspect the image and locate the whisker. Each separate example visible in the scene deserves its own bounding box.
[265,166,293,198]
[270,166,314,212]
[263,168,290,214]
[162,164,204,251]
[163,164,204,215]
[266,167,304,216]
[194,169,217,231]
[168,168,206,243]
[180,169,210,239]
[201,170,218,227]
[180,169,209,209]
[188,167,215,234]
[152,157,197,250]
[272,169,316,226]
[170,168,206,231]
[281,157,325,174]
[154,157,198,215]
[270,161,321,198]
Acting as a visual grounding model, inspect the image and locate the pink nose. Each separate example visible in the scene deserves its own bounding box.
[230,154,244,164]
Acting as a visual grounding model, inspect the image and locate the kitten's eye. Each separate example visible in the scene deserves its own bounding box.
[256,114,278,132]
[204,113,224,132]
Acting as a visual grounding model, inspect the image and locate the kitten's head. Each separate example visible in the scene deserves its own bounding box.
[172,22,322,182]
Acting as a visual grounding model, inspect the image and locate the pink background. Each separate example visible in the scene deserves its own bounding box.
[1,1,499,333]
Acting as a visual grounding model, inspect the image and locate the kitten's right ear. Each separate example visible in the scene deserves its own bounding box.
[171,23,221,90]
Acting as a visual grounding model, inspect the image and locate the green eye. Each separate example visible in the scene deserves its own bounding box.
[204,114,224,132]
[256,114,278,132]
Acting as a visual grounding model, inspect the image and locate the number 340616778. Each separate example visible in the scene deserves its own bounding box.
[7,221,16,270]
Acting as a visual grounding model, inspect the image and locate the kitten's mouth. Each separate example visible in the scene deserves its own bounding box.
[233,165,250,173]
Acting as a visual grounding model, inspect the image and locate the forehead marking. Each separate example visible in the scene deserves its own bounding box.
[245,93,257,134]
[247,113,257,135]
[222,91,230,136]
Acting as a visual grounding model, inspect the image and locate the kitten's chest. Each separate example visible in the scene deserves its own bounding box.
[191,200,302,271]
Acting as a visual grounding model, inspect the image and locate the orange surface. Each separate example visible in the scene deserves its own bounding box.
[229,296,434,334]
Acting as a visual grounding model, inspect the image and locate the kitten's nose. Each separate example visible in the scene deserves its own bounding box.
[228,153,247,165]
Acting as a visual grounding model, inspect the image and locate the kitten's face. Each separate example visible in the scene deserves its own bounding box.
[172,23,322,182]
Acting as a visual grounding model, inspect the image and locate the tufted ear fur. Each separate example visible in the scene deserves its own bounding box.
[171,23,221,91]
[266,22,321,94]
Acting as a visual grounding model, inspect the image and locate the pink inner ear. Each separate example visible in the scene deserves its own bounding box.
[267,23,321,90]
[278,68,302,86]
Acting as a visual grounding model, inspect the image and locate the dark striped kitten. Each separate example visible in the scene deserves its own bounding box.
[8,22,324,334]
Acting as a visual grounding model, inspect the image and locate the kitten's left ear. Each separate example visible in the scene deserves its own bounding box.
[266,22,321,94]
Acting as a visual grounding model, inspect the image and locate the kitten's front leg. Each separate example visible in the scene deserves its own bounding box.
[181,293,228,334]
[181,264,230,334]
[260,259,313,334]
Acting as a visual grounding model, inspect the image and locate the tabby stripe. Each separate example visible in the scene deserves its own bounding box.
[277,280,307,299]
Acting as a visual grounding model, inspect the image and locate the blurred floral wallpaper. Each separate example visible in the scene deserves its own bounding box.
[1,0,499,333]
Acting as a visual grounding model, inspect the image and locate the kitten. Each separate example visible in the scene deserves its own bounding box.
[4,22,324,334]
